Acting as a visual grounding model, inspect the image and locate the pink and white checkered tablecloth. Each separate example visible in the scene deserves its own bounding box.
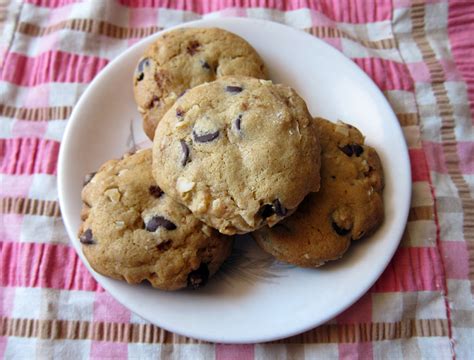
[0,0,473,358]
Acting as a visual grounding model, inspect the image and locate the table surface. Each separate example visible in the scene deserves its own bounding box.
[0,0,472,359]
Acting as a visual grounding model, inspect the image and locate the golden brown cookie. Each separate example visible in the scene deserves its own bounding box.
[152,76,321,235]
[253,118,384,267]
[133,27,267,139]
[78,149,233,290]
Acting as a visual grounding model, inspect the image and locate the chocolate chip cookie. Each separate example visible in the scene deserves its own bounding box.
[133,27,267,139]
[78,149,233,290]
[152,76,321,235]
[253,118,385,267]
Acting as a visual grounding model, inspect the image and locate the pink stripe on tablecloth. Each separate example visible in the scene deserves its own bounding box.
[338,342,373,360]
[0,337,7,359]
[424,141,474,174]
[216,344,254,360]
[128,7,159,29]
[441,241,469,280]
[406,61,431,83]
[0,287,16,318]
[457,142,474,173]
[0,138,59,175]
[0,175,33,198]
[0,242,100,292]
[322,37,343,51]
[118,0,391,22]
[0,51,108,86]
[423,141,447,174]
[373,247,444,292]
[336,292,372,324]
[409,148,430,182]
[353,58,414,91]
[24,0,81,8]
[0,214,24,243]
[93,291,131,324]
[448,0,474,120]
[12,120,49,139]
[90,341,128,360]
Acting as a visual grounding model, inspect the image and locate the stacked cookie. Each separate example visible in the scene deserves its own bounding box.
[78,28,384,291]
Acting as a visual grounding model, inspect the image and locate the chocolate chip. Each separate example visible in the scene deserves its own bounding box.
[186,40,201,55]
[79,229,95,245]
[273,199,287,217]
[352,144,364,157]
[200,60,211,70]
[149,185,163,198]
[340,144,354,157]
[340,144,364,157]
[258,204,275,219]
[148,95,160,109]
[180,140,190,166]
[176,108,185,118]
[178,90,187,98]
[225,85,243,94]
[234,114,242,132]
[331,222,351,236]
[145,216,177,232]
[187,263,209,289]
[135,58,150,81]
[157,239,172,251]
[193,130,219,143]
[83,172,96,187]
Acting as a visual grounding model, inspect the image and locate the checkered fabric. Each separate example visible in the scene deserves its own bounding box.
[0,0,472,358]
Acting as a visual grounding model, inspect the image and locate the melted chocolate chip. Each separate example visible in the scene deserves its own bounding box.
[186,40,201,55]
[200,60,211,70]
[331,222,351,236]
[273,199,287,217]
[79,229,95,245]
[145,216,177,232]
[148,95,160,109]
[83,172,96,187]
[157,239,172,251]
[176,108,185,118]
[135,58,150,81]
[193,130,220,143]
[234,114,242,132]
[258,204,275,219]
[149,185,163,198]
[340,144,354,157]
[340,144,364,157]
[225,85,243,94]
[187,263,209,289]
[180,140,190,166]
[352,144,364,157]
[178,90,187,98]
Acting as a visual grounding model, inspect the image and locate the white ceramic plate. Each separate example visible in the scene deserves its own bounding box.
[58,18,411,343]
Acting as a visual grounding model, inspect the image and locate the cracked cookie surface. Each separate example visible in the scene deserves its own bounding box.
[133,27,267,139]
[253,118,385,267]
[152,76,321,235]
[78,149,233,290]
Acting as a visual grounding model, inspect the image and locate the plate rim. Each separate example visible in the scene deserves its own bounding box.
[57,17,412,343]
